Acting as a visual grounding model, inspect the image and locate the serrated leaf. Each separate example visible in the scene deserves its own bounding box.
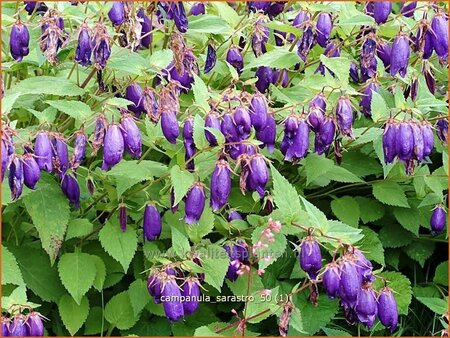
[91,256,106,291]
[319,55,350,85]
[373,271,412,315]
[128,279,150,317]
[148,49,173,72]
[192,74,210,113]
[105,97,134,108]
[326,166,364,183]
[46,100,93,121]
[356,227,385,265]
[302,153,334,186]
[370,91,389,122]
[244,47,302,70]
[416,297,448,315]
[58,294,90,336]
[187,206,215,243]
[99,220,138,272]
[105,291,138,330]
[193,114,209,150]
[2,91,21,114]
[323,328,351,336]
[2,246,25,286]
[355,197,385,223]
[188,15,232,34]
[372,181,410,208]
[171,222,191,257]
[106,160,167,197]
[404,241,435,268]
[22,175,70,264]
[330,196,360,227]
[246,287,280,324]
[2,286,29,311]
[200,245,229,292]
[433,261,448,286]
[58,252,97,304]
[170,165,195,205]
[299,196,328,228]
[393,207,422,236]
[378,224,413,249]
[12,76,85,96]
[321,220,363,245]
[65,219,94,241]
[84,307,104,335]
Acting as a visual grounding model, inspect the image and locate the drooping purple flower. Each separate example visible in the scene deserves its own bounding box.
[349,62,360,83]
[423,66,435,94]
[285,116,310,162]
[184,182,206,225]
[255,66,273,93]
[173,2,188,33]
[22,153,40,190]
[401,2,416,17]
[10,20,30,61]
[143,203,162,241]
[271,68,289,87]
[410,78,419,101]
[24,1,48,15]
[430,205,446,234]
[92,21,111,70]
[120,113,142,159]
[138,8,152,48]
[228,210,242,221]
[372,2,392,24]
[71,130,87,168]
[299,235,322,280]
[249,93,268,131]
[210,159,231,212]
[316,12,332,47]
[190,3,205,16]
[108,2,125,26]
[75,23,92,66]
[411,122,424,162]
[92,114,107,154]
[323,262,340,299]
[421,121,434,158]
[9,315,28,337]
[377,41,391,68]
[416,20,434,59]
[314,115,335,155]
[383,119,398,164]
[28,312,44,337]
[102,123,124,170]
[360,34,377,81]
[2,317,9,337]
[377,287,399,332]
[183,117,196,171]
[61,172,80,208]
[119,204,127,231]
[226,46,244,75]
[161,277,184,321]
[339,259,360,309]
[274,30,286,46]
[390,33,410,78]
[9,157,24,201]
[267,2,285,19]
[233,106,252,139]
[182,277,201,315]
[356,283,378,329]
[395,121,414,162]
[256,113,276,153]
[297,23,315,62]
[125,83,145,117]
[52,135,69,175]
[247,154,269,198]
[147,272,162,303]
[248,1,270,14]
[252,20,269,57]
[431,13,449,60]
[293,10,310,28]
[161,110,179,144]
[204,44,216,74]
[87,177,94,195]
[224,241,248,281]
[360,80,379,116]
[353,249,375,283]
[308,107,325,133]
[336,96,354,138]
[204,112,221,146]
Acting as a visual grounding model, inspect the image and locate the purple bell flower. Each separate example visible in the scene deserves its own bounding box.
[75,23,92,66]
[35,131,53,172]
[173,2,188,33]
[314,115,335,155]
[183,117,196,171]
[182,278,201,315]
[184,182,206,225]
[349,62,360,83]
[28,312,44,337]
[421,121,434,158]
[61,172,80,208]
[143,203,162,241]
[356,283,378,329]
[430,205,446,234]
[92,21,111,70]
[247,153,269,198]
[10,20,30,61]
[416,20,434,59]
[299,235,322,280]
[390,33,410,78]
[308,107,325,133]
[120,113,142,159]
[336,96,354,138]
[297,23,315,62]
[24,1,48,15]
[353,249,375,283]
[377,287,399,332]
[92,114,107,154]
[359,80,379,116]
[383,119,398,164]
[256,113,276,153]
[252,20,269,57]
[143,87,160,123]
[147,272,162,303]
[249,93,268,131]
[161,110,179,144]
[108,2,126,26]
[431,13,449,60]
[210,159,231,212]
[204,112,221,146]
[310,92,327,113]
[125,83,145,117]
[161,277,184,321]
[138,8,152,48]
[233,106,252,139]
[22,153,41,190]
[401,2,416,17]
[204,44,216,74]
[255,66,273,93]
[395,121,414,163]
[323,262,340,299]
[9,157,24,201]
[411,122,424,162]
[271,69,289,87]
[228,210,242,222]
[102,123,125,170]
[2,317,9,337]
[377,41,391,68]
[118,204,127,231]
[339,260,360,309]
[226,46,244,75]
[71,130,87,168]
[52,135,69,175]
[190,3,205,16]
[9,315,29,337]
[372,2,392,24]
[316,12,332,47]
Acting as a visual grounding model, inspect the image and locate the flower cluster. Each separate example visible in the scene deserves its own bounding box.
[2,306,45,337]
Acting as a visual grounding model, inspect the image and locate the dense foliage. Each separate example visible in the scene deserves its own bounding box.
[1,1,449,336]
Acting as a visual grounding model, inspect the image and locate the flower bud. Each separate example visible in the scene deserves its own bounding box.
[162,277,184,321]
[255,66,273,93]
[61,172,80,208]
[353,248,375,282]
[92,114,107,154]
[256,113,276,153]
[233,106,252,139]
[138,8,152,48]
[125,83,145,117]
[309,92,327,113]
[431,13,449,60]
[377,287,398,332]
[184,182,206,225]
[108,2,125,26]
[249,93,268,131]
[349,62,360,83]
[339,260,360,309]
[376,41,391,68]
[336,96,354,138]
[173,2,188,33]
[72,130,87,168]
[10,20,30,62]
[293,10,310,28]
[416,20,434,59]
[314,115,335,155]
[35,132,53,172]
[423,67,435,94]
[9,157,24,201]
[395,121,414,162]
[22,153,41,190]
[308,107,325,133]
[182,277,201,315]
[204,44,216,74]
[356,283,378,329]
[161,110,179,144]
[411,121,424,162]
[102,123,125,170]
[372,2,391,24]
[421,121,434,158]
[316,13,332,47]
[226,46,244,75]
[390,33,410,78]
[204,112,221,146]
[121,114,142,158]
[147,272,162,303]
[190,3,205,16]
[24,2,48,15]
[299,235,322,280]
[247,154,269,198]
[323,262,340,299]
[87,177,95,195]
[28,312,44,337]
[143,204,162,241]
[430,205,446,234]
[359,80,379,116]
[228,210,243,221]
[52,135,69,175]
[210,159,231,212]
[436,118,448,144]
[10,315,28,337]
[75,23,92,66]
[383,119,398,164]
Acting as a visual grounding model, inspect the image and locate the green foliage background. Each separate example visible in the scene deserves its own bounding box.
[1,1,448,336]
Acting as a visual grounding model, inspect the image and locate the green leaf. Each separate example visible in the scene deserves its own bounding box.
[22,175,70,264]
[246,287,280,324]
[299,196,328,229]
[321,220,363,245]
[12,76,85,96]
[404,241,435,268]
[105,97,134,108]
[192,74,210,113]
[188,15,231,34]
[99,220,138,272]
[8,246,66,303]
[128,279,150,317]
[27,106,58,124]
[65,219,94,241]
[355,197,385,223]
[319,55,350,85]
[356,227,385,265]
[58,294,90,336]
[378,224,413,249]
[108,47,148,75]
[370,91,389,122]
[2,91,21,114]
[170,165,195,205]
[187,206,215,243]
[2,286,29,311]
[433,261,448,286]
[171,222,191,257]
[226,268,264,297]
[105,291,138,330]
[2,246,25,286]
[46,100,93,121]
[193,114,209,150]
[58,252,97,304]
[84,307,105,335]
[302,153,334,186]
[393,207,422,236]
[372,181,410,208]
[323,328,351,336]
[245,47,302,70]
[326,166,364,184]
[416,297,448,315]
[330,196,360,227]
[252,226,287,269]
[106,160,167,197]
[200,245,229,292]
[374,271,412,315]
[148,49,174,72]
[91,256,106,291]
